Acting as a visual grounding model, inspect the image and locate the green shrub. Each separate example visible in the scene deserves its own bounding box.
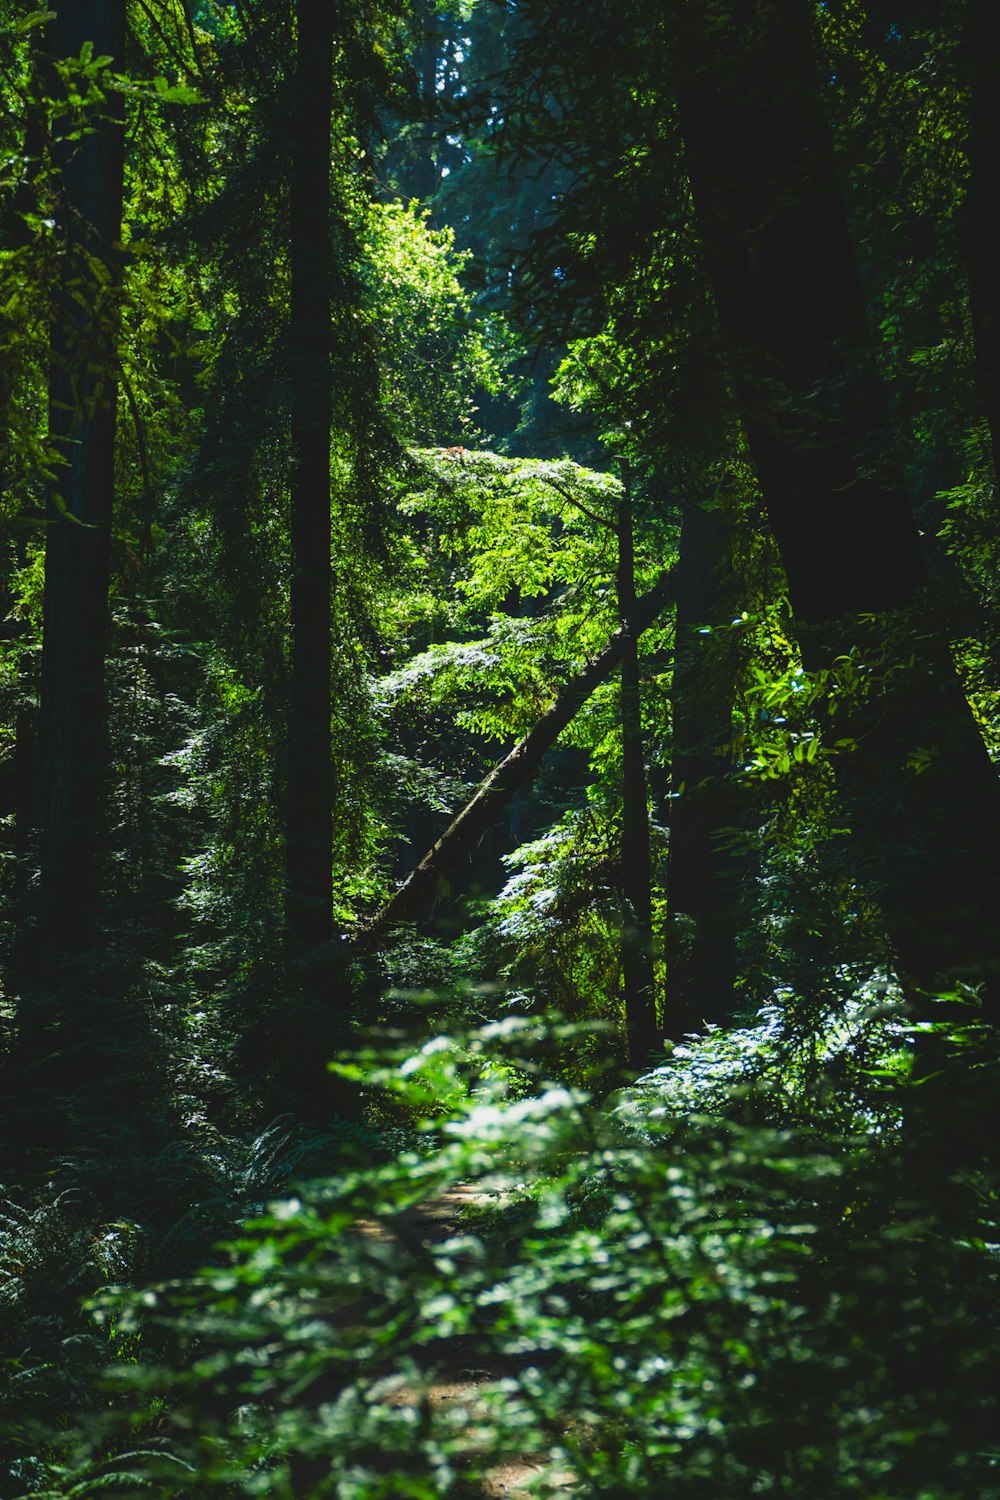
[31,1011,995,1499]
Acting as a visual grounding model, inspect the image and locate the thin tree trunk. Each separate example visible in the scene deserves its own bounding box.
[0,554,34,923]
[0,102,40,920]
[13,636,36,917]
[617,466,657,1066]
[675,0,1000,1013]
[664,500,740,1041]
[33,1,125,953]
[286,0,335,952]
[299,566,676,965]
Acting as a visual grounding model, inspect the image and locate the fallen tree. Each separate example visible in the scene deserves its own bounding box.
[358,565,676,947]
[299,564,676,973]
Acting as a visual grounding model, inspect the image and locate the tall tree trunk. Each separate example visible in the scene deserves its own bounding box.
[965,0,1000,492]
[664,500,740,1040]
[12,633,36,918]
[5,4,129,1155]
[0,561,34,923]
[1,85,42,930]
[617,467,657,1066]
[286,0,335,952]
[33,1,125,954]
[675,0,1000,1013]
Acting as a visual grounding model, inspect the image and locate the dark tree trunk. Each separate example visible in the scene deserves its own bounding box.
[286,0,335,952]
[0,113,38,918]
[664,501,740,1040]
[965,0,1000,490]
[13,639,36,916]
[296,566,676,966]
[617,469,657,1066]
[3,4,129,1157]
[0,563,34,922]
[33,1,125,953]
[675,0,1000,1012]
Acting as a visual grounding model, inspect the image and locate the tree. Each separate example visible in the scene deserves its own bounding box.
[672,0,1000,1010]
[617,461,657,1064]
[964,0,1000,494]
[32,3,126,955]
[664,496,742,1040]
[339,558,675,954]
[285,0,336,952]
[548,335,757,1044]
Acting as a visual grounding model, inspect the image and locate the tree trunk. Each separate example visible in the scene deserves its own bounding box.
[297,566,676,967]
[675,0,1000,1012]
[286,0,335,952]
[965,0,1000,491]
[617,468,657,1066]
[4,4,129,1154]
[664,500,740,1040]
[13,637,36,917]
[33,1,125,953]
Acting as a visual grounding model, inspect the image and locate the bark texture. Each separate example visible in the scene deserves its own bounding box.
[34,1,125,948]
[617,475,657,1065]
[676,0,1000,1010]
[664,501,740,1040]
[286,0,335,951]
[965,0,1000,490]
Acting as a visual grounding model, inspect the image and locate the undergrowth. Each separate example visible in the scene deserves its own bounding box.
[2,1001,997,1498]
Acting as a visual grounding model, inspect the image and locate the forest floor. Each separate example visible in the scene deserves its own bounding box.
[355,1184,571,1497]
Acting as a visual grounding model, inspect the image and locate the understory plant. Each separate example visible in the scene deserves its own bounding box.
[12,1007,997,1499]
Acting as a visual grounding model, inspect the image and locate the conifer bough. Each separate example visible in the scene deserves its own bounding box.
[301,564,676,970]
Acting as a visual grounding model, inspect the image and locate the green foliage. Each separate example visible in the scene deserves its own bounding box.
[13,1010,993,1499]
[457,805,668,1078]
[361,201,506,445]
[639,981,908,1132]
[375,444,670,763]
[3,6,1000,1497]
[0,1192,115,1488]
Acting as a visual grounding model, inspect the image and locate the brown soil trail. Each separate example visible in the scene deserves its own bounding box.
[353,1184,573,1498]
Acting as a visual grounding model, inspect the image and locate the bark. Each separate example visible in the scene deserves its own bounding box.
[286,0,335,951]
[0,563,34,918]
[33,1,125,950]
[0,97,38,912]
[965,0,1000,490]
[13,639,36,915]
[617,469,657,1066]
[318,566,677,960]
[675,1,1000,1012]
[664,501,740,1040]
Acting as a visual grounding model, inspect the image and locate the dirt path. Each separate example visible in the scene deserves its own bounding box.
[354,1184,570,1497]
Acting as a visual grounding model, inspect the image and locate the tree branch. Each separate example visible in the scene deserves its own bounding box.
[535,472,616,532]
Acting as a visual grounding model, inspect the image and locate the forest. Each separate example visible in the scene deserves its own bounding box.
[0,0,999,1494]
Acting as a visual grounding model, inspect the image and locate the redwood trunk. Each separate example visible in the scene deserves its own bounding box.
[286,0,335,951]
[965,0,1000,491]
[665,501,740,1040]
[676,1,1000,1011]
[34,1,125,950]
